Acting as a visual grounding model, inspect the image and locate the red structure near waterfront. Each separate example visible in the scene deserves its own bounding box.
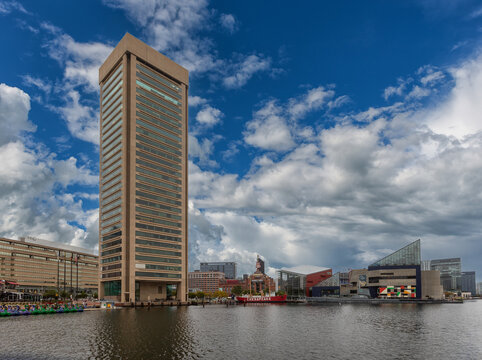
[236,294,287,303]
[305,269,333,297]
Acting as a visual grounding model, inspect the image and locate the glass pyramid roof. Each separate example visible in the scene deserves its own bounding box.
[369,239,421,267]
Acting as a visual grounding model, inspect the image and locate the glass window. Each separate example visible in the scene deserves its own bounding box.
[136,166,181,186]
[136,147,181,171]
[135,246,180,257]
[136,206,181,221]
[135,214,181,228]
[102,97,123,121]
[136,158,181,178]
[136,174,181,192]
[101,206,122,220]
[102,65,123,91]
[136,103,181,129]
[103,280,121,295]
[102,143,122,162]
[135,272,181,279]
[101,222,122,235]
[136,85,181,112]
[102,80,123,106]
[102,106,122,127]
[135,222,181,235]
[136,135,182,160]
[135,231,181,243]
[136,79,181,106]
[135,255,181,264]
[136,190,181,207]
[136,198,181,214]
[136,63,181,94]
[136,118,181,143]
[137,182,180,200]
[137,111,181,135]
[136,95,181,121]
[102,152,122,171]
[136,239,181,249]
[101,191,122,207]
[102,214,122,227]
[102,119,123,142]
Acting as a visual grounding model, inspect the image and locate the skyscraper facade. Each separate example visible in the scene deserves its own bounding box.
[98,33,188,303]
[461,271,476,296]
[430,258,461,291]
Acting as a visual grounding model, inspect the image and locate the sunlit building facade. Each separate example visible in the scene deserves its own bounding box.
[0,237,98,295]
[98,33,188,302]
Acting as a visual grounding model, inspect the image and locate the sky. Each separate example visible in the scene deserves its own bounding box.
[0,0,482,280]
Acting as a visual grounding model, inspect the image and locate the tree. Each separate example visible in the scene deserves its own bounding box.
[195,291,205,299]
[212,290,228,299]
[188,292,197,299]
[231,286,243,296]
[242,289,250,295]
[276,290,286,296]
[43,290,58,299]
[59,290,68,299]
[93,292,98,299]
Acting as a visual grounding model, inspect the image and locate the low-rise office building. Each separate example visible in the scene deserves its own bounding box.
[277,266,332,297]
[0,236,98,295]
[312,239,443,300]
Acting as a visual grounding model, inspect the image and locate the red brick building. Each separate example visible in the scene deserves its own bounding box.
[220,279,246,295]
[188,271,225,294]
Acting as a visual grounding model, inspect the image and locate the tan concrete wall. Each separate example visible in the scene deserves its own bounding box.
[422,270,444,300]
[367,269,417,287]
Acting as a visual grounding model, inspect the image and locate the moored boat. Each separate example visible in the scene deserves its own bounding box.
[236,294,287,303]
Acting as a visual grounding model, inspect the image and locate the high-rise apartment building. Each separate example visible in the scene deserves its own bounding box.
[98,33,188,303]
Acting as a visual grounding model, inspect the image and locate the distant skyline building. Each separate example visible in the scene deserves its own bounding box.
[98,33,188,303]
[200,262,237,279]
[461,271,476,296]
[430,258,461,291]
[477,282,482,295]
[421,260,431,271]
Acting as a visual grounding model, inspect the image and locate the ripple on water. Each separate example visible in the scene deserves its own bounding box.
[1,302,482,359]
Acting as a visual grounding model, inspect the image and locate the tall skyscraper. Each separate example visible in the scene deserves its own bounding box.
[98,33,188,303]
[430,258,461,291]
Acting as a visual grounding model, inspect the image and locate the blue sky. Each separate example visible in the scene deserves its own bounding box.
[1,0,482,279]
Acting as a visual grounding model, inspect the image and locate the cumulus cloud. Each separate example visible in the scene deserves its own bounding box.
[244,86,336,152]
[195,105,224,127]
[188,95,208,107]
[188,52,482,275]
[0,84,99,251]
[0,83,36,145]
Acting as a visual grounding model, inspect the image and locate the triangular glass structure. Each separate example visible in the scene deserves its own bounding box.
[370,239,421,267]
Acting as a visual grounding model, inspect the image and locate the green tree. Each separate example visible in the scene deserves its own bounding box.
[93,292,98,299]
[276,290,286,296]
[42,290,58,299]
[231,286,243,296]
[188,292,196,299]
[242,289,250,295]
[213,290,228,299]
[195,291,205,299]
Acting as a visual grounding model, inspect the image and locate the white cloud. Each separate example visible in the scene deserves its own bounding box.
[406,85,431,99]
[188,95,208,107]
[287,86,335,120]
[425,54,482,139]
[21,75,52,95]
[0,0,28,14]
[244,100,295,152]
[219,13,238,33]
[0,84,99,251]
[244,86,337,152]
[188,135,217,167]
[50,90,100,145]
[223,54,271,89]
[44,31,113,93]
[195,105,224,127]
[104,0,272,89]
[0,83,36,146]
[188,52,482,275]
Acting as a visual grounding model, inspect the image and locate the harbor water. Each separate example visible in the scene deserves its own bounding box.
[2,301,482,359]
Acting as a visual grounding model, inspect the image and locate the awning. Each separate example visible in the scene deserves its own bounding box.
[7,281,19,285]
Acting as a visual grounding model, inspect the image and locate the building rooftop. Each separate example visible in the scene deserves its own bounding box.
[18,236,96,256]
[279,265,330,275]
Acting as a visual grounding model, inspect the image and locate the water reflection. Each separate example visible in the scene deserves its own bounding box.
[1,302,482,359]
